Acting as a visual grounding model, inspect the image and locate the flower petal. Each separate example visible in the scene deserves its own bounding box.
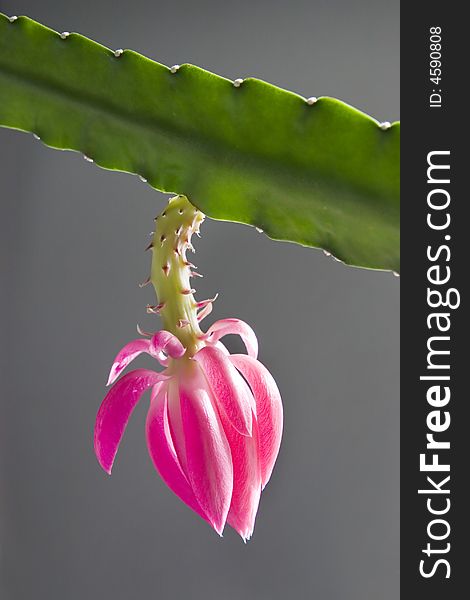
[194,346,253,436]
[94,369,167,474]
[179,361,233,535]
[107,338,152,386]
[230,355,283,488]
[166,379,189,475]
[223,413,262,542]
[146,382,209,524]
[206,318,258,359]
[150,330,186,366]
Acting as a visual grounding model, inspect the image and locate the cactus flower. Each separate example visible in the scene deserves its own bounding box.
[94,196,283,540]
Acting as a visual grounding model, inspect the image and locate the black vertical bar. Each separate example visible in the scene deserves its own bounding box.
[401,3,466,599]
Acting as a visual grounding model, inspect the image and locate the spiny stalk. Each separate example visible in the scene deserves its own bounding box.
[148,195,216,356]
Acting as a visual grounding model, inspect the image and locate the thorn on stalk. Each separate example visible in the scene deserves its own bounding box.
[139,276,151,288]
[147,302,165,314]
[137,324,153,337]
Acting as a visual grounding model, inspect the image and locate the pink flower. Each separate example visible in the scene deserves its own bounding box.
[94,319,283,540]
[94,195,282,539]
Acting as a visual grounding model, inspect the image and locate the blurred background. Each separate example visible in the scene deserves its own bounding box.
[0,1,399,598]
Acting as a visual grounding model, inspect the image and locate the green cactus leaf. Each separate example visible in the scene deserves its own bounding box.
[0,13,399,272]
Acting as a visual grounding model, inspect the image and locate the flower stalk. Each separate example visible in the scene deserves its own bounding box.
[149,195,205,356]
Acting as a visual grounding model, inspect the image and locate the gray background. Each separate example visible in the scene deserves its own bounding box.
[0,1,399,599]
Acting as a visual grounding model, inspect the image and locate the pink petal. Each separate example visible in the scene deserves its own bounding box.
[107,339,152,386]
[194,346,253,436]
[206,318,258,359]
[150,330,186,366]
[230,355,283,489]
[146,382,209,524]
[179,361,233,535]
[215,341,230,355]
[223,413,262,542]
[166,379,188,475]
[94,369,167,474]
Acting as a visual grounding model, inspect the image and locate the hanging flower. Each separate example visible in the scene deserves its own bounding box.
[94,196,283,540]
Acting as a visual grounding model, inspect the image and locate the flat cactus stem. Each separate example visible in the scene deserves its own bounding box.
[0,13,400,272]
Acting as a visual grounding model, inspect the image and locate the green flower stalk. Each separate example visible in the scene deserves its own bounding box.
[149,195,206,356]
